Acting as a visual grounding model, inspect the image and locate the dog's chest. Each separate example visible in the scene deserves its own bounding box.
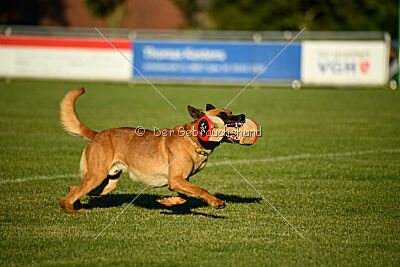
[191,156,208,175]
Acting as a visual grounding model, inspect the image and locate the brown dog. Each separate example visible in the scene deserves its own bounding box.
[60,88,246,214]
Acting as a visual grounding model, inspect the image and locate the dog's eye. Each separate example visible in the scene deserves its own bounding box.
[217,112,228,119]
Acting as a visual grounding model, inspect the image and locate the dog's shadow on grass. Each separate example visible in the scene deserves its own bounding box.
[82,193,260,219]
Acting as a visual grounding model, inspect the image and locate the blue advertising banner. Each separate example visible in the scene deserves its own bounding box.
[133,40,301,82]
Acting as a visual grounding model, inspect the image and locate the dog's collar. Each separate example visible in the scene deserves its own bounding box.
[185,134,211,156]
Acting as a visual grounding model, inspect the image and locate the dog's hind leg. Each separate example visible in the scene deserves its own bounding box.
[61,171,109,214]
[66,172,120,211]
[87,171,121,196]
[60,143,112,214]
[67,185,85,211]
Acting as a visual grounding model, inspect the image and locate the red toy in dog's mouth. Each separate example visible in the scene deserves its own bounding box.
[224,118,260,145]
[197,115,260,145]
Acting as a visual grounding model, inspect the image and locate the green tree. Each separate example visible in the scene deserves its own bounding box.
[85,0,128,28]
[208,0,398,38]
[172,0,215,29]
[172,0,200,28]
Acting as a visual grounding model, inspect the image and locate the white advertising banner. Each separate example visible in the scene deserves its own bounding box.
[0,36,132,81]
[0,47,132,81]
[301,41,389,86]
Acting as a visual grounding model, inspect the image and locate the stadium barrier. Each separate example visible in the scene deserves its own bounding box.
[0,25,391,87]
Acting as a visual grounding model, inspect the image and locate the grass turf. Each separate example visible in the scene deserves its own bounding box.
[0,79,399,265]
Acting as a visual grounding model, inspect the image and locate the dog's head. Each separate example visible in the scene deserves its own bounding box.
[187,104,246,144]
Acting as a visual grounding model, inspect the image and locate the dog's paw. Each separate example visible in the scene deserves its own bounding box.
[157,196,187,207]
[60,200,80,214]
[211,198,226,209]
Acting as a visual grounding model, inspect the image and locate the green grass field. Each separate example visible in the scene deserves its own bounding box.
[0,79,399,266]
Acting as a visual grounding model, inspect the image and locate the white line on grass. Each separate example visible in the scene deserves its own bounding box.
[1,149,399,184]
[208,148,400,167]
[0,174,79,184]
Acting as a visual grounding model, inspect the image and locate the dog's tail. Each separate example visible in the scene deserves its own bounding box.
[60,88,97,141]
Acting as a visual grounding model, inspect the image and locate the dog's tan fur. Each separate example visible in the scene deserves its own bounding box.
[60,88,239,214]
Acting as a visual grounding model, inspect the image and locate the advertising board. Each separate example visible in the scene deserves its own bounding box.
[133,40,301,82]
[301,41,388,86]
[0,35,132,81]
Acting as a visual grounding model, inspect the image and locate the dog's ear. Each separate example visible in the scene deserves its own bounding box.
[206,104,216,111]
[187,105,205,120]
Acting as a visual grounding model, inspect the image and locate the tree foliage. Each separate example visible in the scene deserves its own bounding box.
[85,0,124,18]
[208,0,398,38]
[0,0,66,26]
[85,0,127,28]
[172,0,200,28]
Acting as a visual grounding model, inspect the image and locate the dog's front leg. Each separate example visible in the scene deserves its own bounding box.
[167,164,225,209]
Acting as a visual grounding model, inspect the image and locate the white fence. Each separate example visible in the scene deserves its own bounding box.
[0,25,391,87]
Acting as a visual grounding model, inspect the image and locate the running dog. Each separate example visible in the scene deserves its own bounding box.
[60,88,245,214]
